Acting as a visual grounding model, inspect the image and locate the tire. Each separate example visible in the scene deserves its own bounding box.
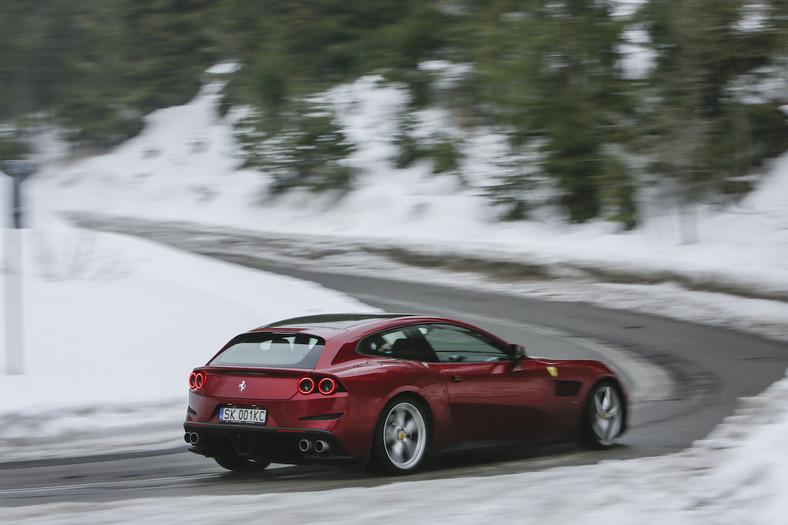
[214,455,270,473]
[580,381,624,449]
[372,398,430,475]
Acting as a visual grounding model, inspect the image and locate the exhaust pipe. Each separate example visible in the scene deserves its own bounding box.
[298,439,312,452]
[314,440,330,453]
[185,432,199,445]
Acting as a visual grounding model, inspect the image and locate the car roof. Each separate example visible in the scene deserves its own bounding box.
[248,313,458,339]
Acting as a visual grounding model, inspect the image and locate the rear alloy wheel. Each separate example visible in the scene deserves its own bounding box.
[581,381,624,449]
[373,399,429,474]
[214,455,270,473]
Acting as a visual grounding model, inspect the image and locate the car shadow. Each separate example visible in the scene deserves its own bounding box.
[213,439,630,488]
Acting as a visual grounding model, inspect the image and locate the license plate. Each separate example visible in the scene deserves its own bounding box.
[219,407,267,424]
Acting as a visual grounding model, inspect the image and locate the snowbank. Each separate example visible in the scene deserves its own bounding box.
[0,221,375,460]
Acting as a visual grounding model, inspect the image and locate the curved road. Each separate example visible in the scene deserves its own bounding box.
[1,227,787,506]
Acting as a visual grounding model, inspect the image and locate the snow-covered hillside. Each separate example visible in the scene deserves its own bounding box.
[32,72,788,293]
[29,72,788,339]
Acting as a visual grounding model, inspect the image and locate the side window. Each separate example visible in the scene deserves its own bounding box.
[358,329,430,362]
[419,324,511,363]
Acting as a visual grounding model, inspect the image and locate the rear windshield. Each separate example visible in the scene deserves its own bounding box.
[210,333,325,369]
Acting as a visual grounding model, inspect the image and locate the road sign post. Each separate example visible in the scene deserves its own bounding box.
[2,160,33,375]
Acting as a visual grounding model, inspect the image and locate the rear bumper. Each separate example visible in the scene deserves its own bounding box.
[183,422,357,464]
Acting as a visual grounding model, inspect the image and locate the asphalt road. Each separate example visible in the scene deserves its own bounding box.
[1,225,787,507]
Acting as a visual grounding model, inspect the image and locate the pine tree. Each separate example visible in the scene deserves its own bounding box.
[239,103,357,193]
[471,0,635,224]
[639,0,788,214]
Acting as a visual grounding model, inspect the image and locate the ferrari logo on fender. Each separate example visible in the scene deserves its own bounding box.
[547,366,558,377]
[238,380,247,392]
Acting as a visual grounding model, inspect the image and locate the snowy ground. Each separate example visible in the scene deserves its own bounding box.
[1,69,787,522]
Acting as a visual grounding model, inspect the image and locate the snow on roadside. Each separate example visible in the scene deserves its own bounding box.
[0,220,376,461]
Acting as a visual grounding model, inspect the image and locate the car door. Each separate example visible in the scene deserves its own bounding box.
[419,323,552,441]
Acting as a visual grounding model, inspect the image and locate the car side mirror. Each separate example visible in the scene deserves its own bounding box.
[510,344,526,362]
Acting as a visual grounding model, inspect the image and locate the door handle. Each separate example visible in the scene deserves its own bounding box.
[449,375,463,383]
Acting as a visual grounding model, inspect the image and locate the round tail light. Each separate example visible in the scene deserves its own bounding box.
[318,377,337,395]
[298,377,315,395]
[189,371,206,390]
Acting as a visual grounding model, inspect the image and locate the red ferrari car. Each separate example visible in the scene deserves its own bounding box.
[184,313,627,474]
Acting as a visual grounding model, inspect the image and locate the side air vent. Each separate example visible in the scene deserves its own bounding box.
[554,380,582,397]
[298,413,344,421]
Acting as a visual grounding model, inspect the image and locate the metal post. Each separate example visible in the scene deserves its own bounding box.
[4,224,23,374]
[3,160,33,375]
[11,169,23,228]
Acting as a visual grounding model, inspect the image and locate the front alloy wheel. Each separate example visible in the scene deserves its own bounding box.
[582,382,624,449]
[373,399,429,474]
